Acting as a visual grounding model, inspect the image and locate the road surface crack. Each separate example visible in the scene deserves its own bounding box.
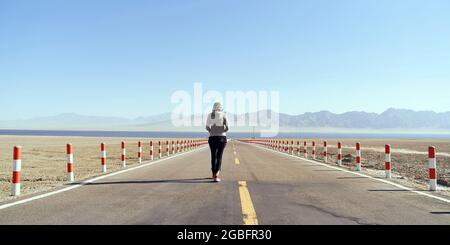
[294,203,379,225]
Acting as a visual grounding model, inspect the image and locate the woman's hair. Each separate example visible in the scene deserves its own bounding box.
[213,102,223,111]
[211,102,223,119]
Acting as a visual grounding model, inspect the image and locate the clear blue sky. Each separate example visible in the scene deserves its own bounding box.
[1,0,450,120]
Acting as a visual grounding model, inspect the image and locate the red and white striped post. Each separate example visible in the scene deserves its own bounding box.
[337,142,342,166]
[101,143,107,173]
[304,141,308,158]
[176,140,180,153]
[297,141,300,156]
[12,146,22,196]
[67,144,74,182]
[150,141,154,160]
[385,144,392,178]
[121,141,126,168]
[172,141,175,155]
[290,140,294,155]
[166,141,169,156]
[323,141,328,163]
[312,141,316,160]
[429,146,437,191]
[138,141,142,164]
[356,142,361,171]
[158,141,162,158]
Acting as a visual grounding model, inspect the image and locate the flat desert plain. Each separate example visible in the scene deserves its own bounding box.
[0,136,202,201]
[1,136,449,202]
[277,138,450,188]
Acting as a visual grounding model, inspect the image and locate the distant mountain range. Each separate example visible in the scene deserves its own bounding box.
[277,108,450,129]
[1,108,450,131]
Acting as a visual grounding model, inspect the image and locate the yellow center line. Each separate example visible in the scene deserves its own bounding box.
[235,157,240,165]
[238,181,258,225]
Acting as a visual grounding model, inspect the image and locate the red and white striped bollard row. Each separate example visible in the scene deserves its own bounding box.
[385,145,391,178]
[67,144,74,182]
[150,141,154,160]
[158,141,162,158]
[101,143,107,172]
[166,141,169,156]
[138,141,142,164]
[356,142,361,171]
[337,142,342,166]
[429,146,437,191]
[12,146,22,196]
[121,141,126,168]
[304,141,308,158]
[312,141,316,159]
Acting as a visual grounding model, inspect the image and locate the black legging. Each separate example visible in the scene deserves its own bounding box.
[208,136,227,175]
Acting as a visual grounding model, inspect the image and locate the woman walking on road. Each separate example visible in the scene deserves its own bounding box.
[206,102,229,182]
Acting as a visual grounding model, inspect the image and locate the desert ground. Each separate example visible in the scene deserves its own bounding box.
[0,136,203,201]
[1,136,450,202]
[274,138,450,188]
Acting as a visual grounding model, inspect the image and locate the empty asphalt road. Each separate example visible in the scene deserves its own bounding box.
[0,140,449,225]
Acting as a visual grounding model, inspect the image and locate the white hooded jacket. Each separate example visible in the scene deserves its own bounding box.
[206,111,229,137]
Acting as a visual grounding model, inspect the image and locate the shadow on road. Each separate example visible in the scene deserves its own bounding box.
[313,169,340,172]
[368,189,418,192]
[336,176,368,180]
[430,212,450,215]
[80,178,214,186]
